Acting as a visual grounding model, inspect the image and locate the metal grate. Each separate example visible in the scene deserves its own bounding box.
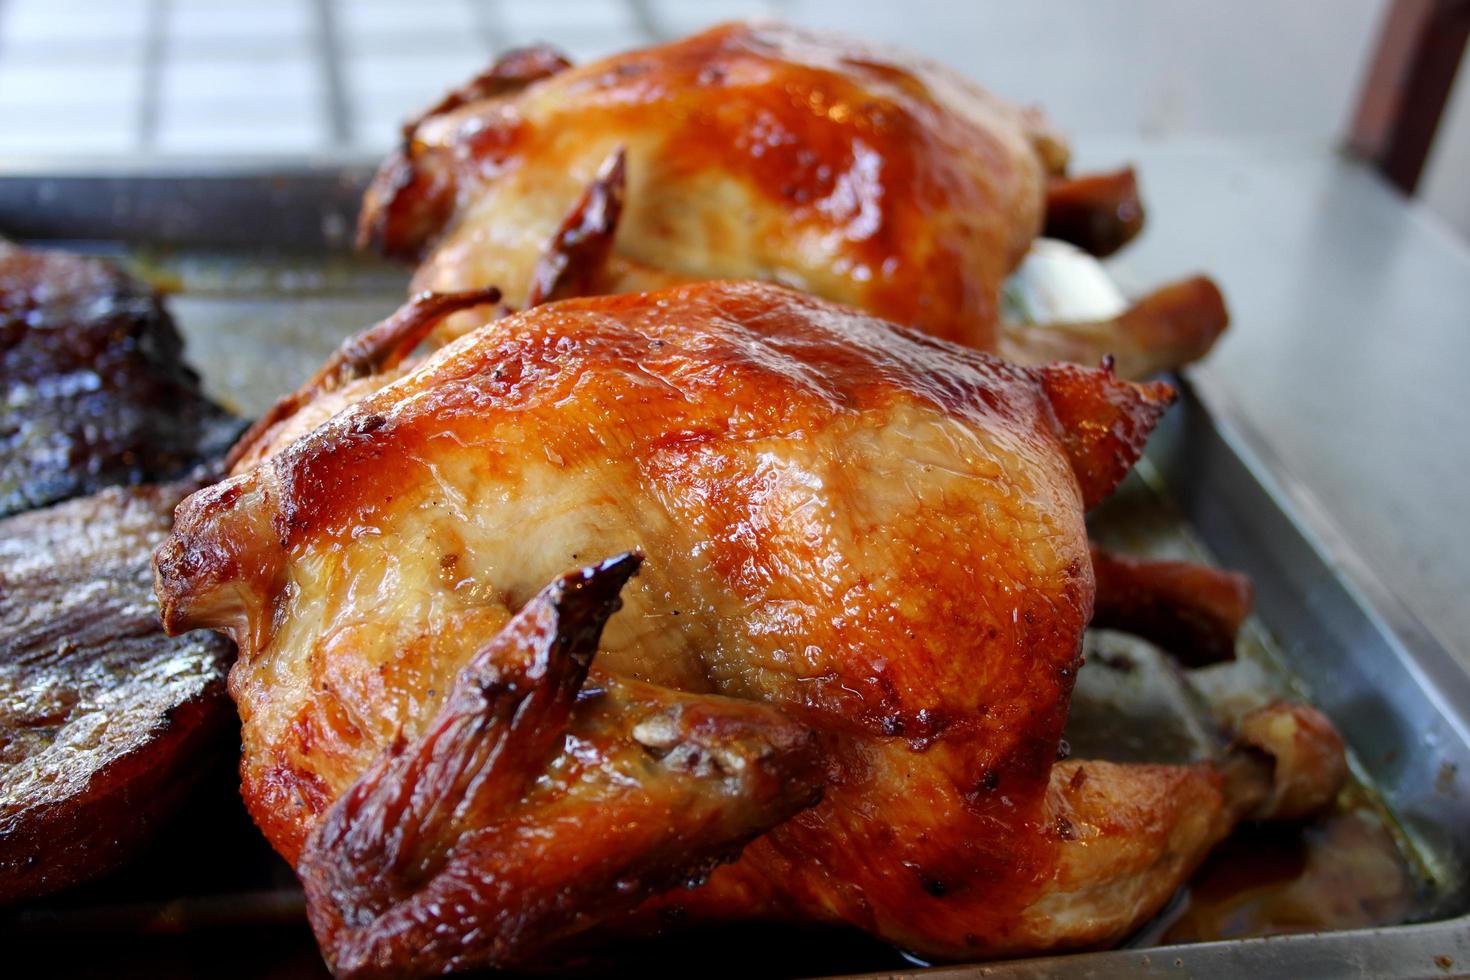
[0,0,781,157]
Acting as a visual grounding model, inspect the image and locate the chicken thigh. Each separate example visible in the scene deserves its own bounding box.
[155,282,1339,976]
[357,22,1227,378]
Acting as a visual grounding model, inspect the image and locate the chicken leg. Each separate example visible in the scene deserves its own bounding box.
[1090,544,1255,667]
[1017,701,1345,951]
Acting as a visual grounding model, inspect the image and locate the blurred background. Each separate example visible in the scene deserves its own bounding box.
[0,0,1465,241]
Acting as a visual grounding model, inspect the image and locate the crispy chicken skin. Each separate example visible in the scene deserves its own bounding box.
[362,21,1058,348]
[358,22,1226,376]
[298,554,824,977]
[155,282,1337,971]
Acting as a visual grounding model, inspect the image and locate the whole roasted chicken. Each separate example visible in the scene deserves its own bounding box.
[359,21,1227,379]
[155,282,1341,977]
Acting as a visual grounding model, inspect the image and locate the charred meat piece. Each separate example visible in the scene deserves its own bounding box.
[0,481,233,902]
[0,245,239,517]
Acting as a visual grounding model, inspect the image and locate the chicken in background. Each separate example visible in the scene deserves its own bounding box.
[358,21,1228,380]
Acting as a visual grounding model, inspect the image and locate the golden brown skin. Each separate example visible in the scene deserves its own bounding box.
[362,20,1057,346]
[155,282,1335,969]
[358,21,1226,375]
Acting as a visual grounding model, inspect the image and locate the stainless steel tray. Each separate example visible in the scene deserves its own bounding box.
[1,167,1466,980]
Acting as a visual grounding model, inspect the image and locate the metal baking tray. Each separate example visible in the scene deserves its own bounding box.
[0,165,1466,979]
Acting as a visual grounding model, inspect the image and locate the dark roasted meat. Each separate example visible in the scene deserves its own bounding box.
[0,244,238,518]
[0,481,233,901]
[1043,168,1146,258]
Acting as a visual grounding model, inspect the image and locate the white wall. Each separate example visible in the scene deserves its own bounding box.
[1420,64,1470,241]
[760,0,1388,143]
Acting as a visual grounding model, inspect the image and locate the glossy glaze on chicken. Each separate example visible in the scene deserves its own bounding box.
[359,21,1227,377]
[155,282,1341,976]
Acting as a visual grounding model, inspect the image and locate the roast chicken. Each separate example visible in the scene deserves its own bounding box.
[358,21,1228,380]
[155,282,1343,976]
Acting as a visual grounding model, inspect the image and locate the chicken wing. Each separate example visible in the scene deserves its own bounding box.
[297,553,823,978]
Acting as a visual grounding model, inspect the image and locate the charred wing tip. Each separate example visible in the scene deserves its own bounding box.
[600,145,629,182]
[564,550,644,600]
[352,218,374,254]
[1139,375,1178,410]
[540,551,644,647]
[355,147,415,254]
[151,538,188,636]
[1093,355,1175,411]
[1037,360,1179,510]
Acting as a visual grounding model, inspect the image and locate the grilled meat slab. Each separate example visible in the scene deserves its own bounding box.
[0,245,238,517]
[0,480,233,901]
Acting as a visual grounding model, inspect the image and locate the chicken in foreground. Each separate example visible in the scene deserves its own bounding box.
[155,282,1342,976]
[356,20,1244,679]
[358,21,1227,378]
